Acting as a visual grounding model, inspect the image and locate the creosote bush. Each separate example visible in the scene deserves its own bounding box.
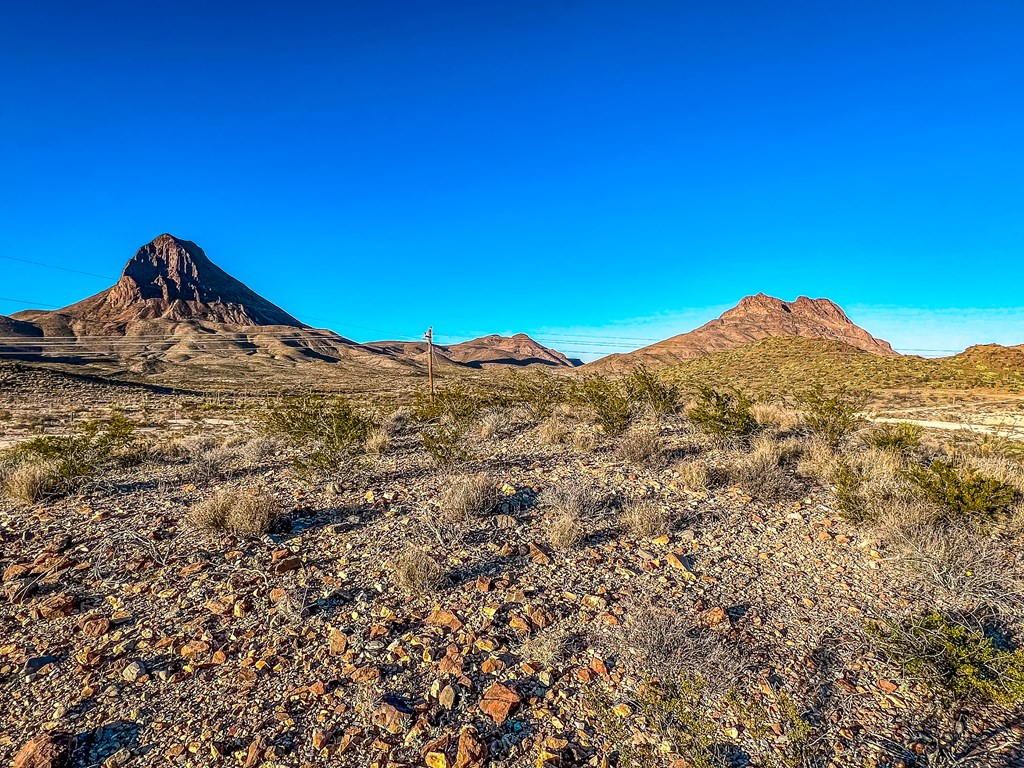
[799,385,866,446]
[393,547,445,594]
[259,394,371,473]
[862,422,922,453]
[506,372,567,420]
[906,459,1019,522]
[422,425,472,467]
[873,612,1024,704]
[4,412,139,494]
[570,376,632,436]
[623,365,680,415]
[412,384,482,426]
[538,416,571,446]
[688,387,758,443]
[189,485,283,536]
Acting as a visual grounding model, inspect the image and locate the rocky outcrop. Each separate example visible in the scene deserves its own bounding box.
[589,293,897,371]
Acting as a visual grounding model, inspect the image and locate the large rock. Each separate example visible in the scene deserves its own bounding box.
[13,732,74,768]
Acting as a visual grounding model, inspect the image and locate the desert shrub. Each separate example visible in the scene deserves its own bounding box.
[393,547,445,594]
[238,435,282,467]
[623,365,680,415]
[385,406,415,435]
[749,401,801,432]
[726,689,813,768]
[259,394,371,472]
[862,422,922,453]
[881,523,1024,615]
[438,473,498,519]
[730,450,804,503]
[187,443,239,483]
[906,459,1019,522]
[571,429,598,453]
[570,376,632,436]
[620,498,674,538]
[688,387,758,443]
[189,485,283,536]
[540,480,602,549]
[538,416,571,446]
[795,436,838,484]
[506,371,567,420]
[873,612,1024,704]
[412,384,482,426]
[4,412,139,493]
[476,411,505,441]
[798,385,866,446]
[364,427,391,455]
[2,460,63,504]
[832,463,869,522]
[422,424,471,467]
[616,429,665,468]
[520,625,577,667]
[673,457,715,491]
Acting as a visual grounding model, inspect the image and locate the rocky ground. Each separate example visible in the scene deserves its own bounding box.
[2,364,1024,768]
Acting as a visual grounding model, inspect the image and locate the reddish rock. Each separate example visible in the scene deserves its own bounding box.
[479,682,521,723]
[34,593,76,620]
[454,726,488,768]
[13,732,74,768]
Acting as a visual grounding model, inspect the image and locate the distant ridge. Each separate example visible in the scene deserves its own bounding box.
[589,293,897,371]
[5,234,575,372]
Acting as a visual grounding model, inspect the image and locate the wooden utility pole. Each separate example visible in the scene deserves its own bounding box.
[425,326,435,401]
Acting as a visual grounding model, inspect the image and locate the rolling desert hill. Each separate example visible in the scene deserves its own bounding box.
[3,234,572,375]
[589,293,897,372]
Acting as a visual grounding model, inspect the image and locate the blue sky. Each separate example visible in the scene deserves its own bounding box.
[2,1,1023,361]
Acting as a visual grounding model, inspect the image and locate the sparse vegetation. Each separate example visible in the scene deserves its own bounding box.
[2,460,62,504]
[616,429,665,467]
[422,423,471,467]
[623,364,680,415]
[259,394,372,472]
[862,421,922,453]
[540,480,601,549]
[906,459,1019,522]
[873,612,1024,704]
[799,385,866,446]
[688,386,758,442]
[438,472,498,519]
[393,546,445,594]
[620,498,674,537]
[188,484,283,536]
[570,375,632,436]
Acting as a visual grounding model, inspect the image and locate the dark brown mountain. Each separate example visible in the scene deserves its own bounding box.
[589,293,897,371]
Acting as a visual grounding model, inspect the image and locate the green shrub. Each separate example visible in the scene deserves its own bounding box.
[862,422,922,453]
[688,387,758,442]
[259,394,371,472]
[906,459,1018,521]
[6,411,139,489]
[832,463,869,522]
[411,384,482,426]
[799,385,866,446]
[874,612,1024,704]
[506,371,567,420]
[624,365,680,415]
[571,376,632,436]
[422,424,471,467]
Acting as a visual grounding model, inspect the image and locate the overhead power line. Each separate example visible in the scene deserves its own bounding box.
[0,254,116,281]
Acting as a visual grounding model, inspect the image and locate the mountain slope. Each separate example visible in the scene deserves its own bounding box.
[589,293,897,372]
[370,333,578,368]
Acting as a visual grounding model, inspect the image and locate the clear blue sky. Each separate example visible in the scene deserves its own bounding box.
[2,1,1023,360]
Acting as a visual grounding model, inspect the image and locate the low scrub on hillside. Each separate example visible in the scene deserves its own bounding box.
[906,459,1019,522]
[873,612,1024,704]
[2,412,139,499]
[799,385,866,446]
[570,376,632,436]
[862,422,922,453]
[623,364,681,415]
[688,386,758,442]
[259,394,372,473]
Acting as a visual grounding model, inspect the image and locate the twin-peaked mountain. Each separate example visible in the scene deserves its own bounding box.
[2,233,905,372]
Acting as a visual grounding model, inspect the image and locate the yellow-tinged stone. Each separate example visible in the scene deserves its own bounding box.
[500,483,516,495]
[612,703,633,717]
[425,752,449,768]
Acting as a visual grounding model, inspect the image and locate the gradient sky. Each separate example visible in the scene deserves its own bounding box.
[2,1,1023,361]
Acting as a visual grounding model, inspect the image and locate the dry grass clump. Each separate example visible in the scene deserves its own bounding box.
[189,485,282,536]
[364,427,391,455]
[476,411,506,441]
[539,416,572,446]
[750,401,801,432]
[963,455,1024,496]
[729,434,805,503]
[571,428,598,453]
[187,443,238,483]
[393,546,445,594]
[795,436,838,484]
[616,429,665,468]
[878,520,1024,616]
[521,625,578,668]
[385,406,415,435]
[540,481,603,549]
[238,435,283,466]
[437,473,498,519]
[2,460,63,504]
[620,498,675,538]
